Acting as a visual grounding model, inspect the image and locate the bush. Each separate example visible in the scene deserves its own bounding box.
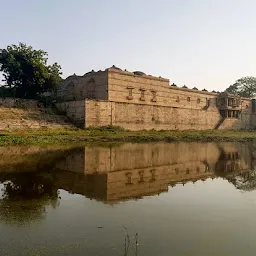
[86,125,126,133]
[0,86,15,98]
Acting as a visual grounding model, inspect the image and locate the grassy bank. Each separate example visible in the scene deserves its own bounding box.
[1,126,256,146]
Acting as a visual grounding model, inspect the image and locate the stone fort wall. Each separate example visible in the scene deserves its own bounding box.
[108,67,215,109]
[57,70,108,102]
[56,66,255,130]
[84,100,254,130]
[84,100,221,130]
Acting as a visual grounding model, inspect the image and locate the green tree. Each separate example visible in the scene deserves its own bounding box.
[0,42,62,99]
[226,76,256,98]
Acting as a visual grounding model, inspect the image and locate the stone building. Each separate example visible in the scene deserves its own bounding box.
[56,66,256,130]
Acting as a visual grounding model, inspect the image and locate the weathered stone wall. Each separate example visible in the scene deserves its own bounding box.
[56,100,85,126]
[218,113,252,129]
[216,98,255,129]
[0,98,38,108]
[85,100,221,130]
[84,99,256,130]
[106,69,256,130]
[57,71,108,102]
[85,100,112,127]
[249,114,256,128]
[108,68,217,110]
[56,67,256,130]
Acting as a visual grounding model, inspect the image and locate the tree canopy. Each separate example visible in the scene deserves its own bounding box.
[0,42,62,99]
[226,76,256,98]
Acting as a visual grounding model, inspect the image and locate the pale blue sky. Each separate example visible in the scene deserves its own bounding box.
[1,0,256,91]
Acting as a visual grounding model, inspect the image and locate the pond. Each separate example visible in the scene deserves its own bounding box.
[1,142,256,256]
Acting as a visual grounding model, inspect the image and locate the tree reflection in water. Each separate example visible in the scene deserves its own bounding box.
[0,173,59,226]
[228,169,256,192]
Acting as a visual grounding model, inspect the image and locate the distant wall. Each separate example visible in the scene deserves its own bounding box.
[85,100,112,127]
[57,71,108,102]
[56,68,256,131]
[217,104,256,130]
[57,67,253,113]
[56,100,85,126]
[56,98,256,131]
[85,100,222,130]
[249,114,256,128]
[107,68,218,110]
[218,113,251,129]
[0,98,38,108]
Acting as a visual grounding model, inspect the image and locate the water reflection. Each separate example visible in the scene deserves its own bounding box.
[0,142,255,204]
[2,142,256,255]
[0,172,59,226]
[56,142,256,201]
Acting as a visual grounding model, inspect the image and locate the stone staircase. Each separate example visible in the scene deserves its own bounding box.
[214,117,225,130]
[217,118,242,130]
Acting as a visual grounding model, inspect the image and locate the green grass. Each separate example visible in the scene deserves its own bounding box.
[1,126,256,146]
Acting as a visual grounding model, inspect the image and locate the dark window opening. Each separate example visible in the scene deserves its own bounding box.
[139,171,145,183]
[126,172,132,185]
[127,88,133,100]
[151,91,157,102]
[140,89,146,101]
[150,169,156,182]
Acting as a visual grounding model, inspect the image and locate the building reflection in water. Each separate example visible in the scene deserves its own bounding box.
[0,142,256,205]
[54,142,255,202]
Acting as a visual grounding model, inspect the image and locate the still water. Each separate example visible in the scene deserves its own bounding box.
[1,142,256,255]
